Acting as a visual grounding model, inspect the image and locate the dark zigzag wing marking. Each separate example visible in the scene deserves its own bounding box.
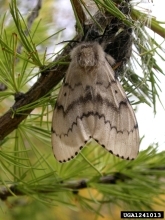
[55,92,128,116]
[52,92,138,161]
[53,132,137,163]
[53,86,138,162]
[52,75,139,162]
[63,80,117,91]
[96,80,116,89]
[52,89,137,139]
[63,82,82,91]
[53,137,134,163]
[57,79,117,106]
[52,131,137,163]
[51,111,138,137]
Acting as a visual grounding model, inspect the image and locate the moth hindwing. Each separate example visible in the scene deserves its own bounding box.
[51,42,139,163]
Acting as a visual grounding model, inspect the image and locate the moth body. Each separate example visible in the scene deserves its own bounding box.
[51,42,139,163]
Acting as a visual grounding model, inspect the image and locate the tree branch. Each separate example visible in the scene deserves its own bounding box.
[0,44,73,141]
[0,173,128,200]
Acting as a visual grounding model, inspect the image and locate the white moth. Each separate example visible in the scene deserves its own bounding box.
[51,42,139,163]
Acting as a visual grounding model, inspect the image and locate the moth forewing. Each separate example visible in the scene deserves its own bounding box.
[51,42,139,163]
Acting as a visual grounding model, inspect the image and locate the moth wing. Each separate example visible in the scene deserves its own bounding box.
[51,63,94,162]
[52,44,139,162]
[92,60,139,159]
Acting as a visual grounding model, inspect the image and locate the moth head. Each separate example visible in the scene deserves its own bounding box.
[70,43,105,68]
